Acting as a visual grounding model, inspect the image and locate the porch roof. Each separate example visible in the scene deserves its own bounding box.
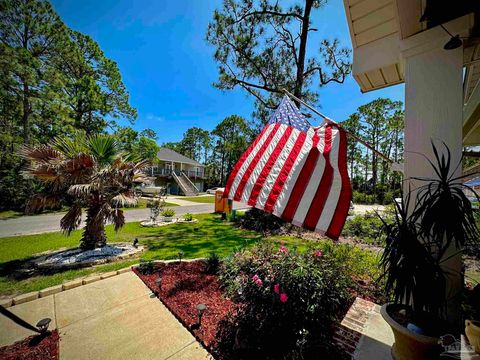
[156,148,204,167]
[342,0,480,145]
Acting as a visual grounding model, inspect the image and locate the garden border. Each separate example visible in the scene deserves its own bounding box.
[0,258,204,309]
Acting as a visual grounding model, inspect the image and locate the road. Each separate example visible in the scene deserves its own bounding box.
[0,202,249,238]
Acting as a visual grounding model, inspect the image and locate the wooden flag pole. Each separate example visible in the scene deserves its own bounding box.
[282,89,395,164]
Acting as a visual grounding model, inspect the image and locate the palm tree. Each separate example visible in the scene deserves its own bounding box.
[21,133,149,250]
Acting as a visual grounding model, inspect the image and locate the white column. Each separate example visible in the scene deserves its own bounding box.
[403,43,463,326]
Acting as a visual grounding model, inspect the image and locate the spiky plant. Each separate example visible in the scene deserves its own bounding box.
[21,133,149,250]
[379,142,480,320]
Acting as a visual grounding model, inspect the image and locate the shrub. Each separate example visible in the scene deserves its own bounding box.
[352,191,375,204]
[183,213,193,221]
[343,212,388,245]
[218,242,352,358]
[204,252,221,274]
[161,208,175,217]
[138,259,155,275]
[235,208,285,234]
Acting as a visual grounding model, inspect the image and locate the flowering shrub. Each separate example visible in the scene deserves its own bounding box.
[218,241,352,359]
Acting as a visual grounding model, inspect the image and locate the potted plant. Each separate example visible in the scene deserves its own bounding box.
[378,143,480,360]
[161,208,175,222]
[464,284,480,353]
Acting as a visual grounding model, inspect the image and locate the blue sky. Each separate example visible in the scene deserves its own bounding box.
[52,0,404,144]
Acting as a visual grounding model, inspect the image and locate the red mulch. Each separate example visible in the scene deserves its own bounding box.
[133,261,237,357]
[0,330,59,360]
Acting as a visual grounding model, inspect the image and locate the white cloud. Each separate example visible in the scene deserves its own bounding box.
[146,113,164,122]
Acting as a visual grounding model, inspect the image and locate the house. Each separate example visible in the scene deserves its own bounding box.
[146,148,205,196]
[341,0,480,325]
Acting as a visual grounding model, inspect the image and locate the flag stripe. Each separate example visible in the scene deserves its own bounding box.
[325,127,352,239]
[227,125,276,198]
[291,129,326,227]
[239,124,287,203]
[315,127,342,231]
[281,133,320,223]
[234,123,282,200]
[272,133,312,217]
[248,126,293,206]
[302,126,333,230]
[223,125,269,198]
[264,131,307,212]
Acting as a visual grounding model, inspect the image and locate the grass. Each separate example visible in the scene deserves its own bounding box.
[121,198,178,210]
[181,195,215,203]
[0,198,178,219]
[0,214,263,296]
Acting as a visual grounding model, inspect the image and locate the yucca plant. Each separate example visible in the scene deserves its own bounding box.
[21,133,149,250]
[379,142,480,320]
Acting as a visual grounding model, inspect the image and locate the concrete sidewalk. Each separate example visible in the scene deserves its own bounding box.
[0,272,209,359]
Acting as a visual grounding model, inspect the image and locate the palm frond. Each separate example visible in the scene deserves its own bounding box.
[20,144,64,163]
[25,194,62,214]
[68,184,96,199]
[112,192,137,207]
[110,208,125,231]
[60,204,83,235]
[53,133,88,158]
[87,134,119,166]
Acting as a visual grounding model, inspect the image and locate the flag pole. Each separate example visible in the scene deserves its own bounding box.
[282,89,394,164]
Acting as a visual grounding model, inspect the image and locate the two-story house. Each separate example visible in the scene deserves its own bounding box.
[146,148,205,196]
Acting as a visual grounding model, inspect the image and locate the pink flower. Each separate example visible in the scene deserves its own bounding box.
[274,284,280,294]
[280,293,288,303]
[279,245,288,254]
[314,250,322,257]
[255,278,263,286]
[252,274,259,282]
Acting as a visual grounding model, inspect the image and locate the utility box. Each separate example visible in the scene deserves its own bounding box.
[214,188,228,213]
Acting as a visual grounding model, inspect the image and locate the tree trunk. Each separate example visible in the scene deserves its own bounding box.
[293,0,314,103]
[22,81,30,144]
[81,202,107,250]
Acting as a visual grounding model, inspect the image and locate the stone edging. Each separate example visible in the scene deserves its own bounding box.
[0,258,205,309]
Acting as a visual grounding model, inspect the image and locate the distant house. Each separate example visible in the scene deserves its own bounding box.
[146,148,205,196]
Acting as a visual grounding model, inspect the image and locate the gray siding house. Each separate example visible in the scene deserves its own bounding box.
[146,148,205,196]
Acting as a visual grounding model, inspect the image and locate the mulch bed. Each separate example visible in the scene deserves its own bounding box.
[134,260,382,359]
[0,330,59,360]
[133,261,237,357]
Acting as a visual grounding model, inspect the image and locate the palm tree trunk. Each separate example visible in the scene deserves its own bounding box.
[81,204,106,250]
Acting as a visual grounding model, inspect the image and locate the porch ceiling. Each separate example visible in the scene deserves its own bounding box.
[343,0,480,145]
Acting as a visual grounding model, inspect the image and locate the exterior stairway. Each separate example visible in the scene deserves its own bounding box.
[172,171,198,196]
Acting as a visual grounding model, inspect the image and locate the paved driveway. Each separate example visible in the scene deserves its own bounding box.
[0,272,209,359]
[0,203,249,238]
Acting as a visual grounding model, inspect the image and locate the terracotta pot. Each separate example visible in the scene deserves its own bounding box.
[465,320,480,353]
[380,304,441,360]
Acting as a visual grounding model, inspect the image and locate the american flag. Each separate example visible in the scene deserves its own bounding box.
[224,95,351,240]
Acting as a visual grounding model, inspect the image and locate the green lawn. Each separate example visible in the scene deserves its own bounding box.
[121,198,178,210]
[0,198,178,220]
[181,195,215,203]
[0,214,262,296]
